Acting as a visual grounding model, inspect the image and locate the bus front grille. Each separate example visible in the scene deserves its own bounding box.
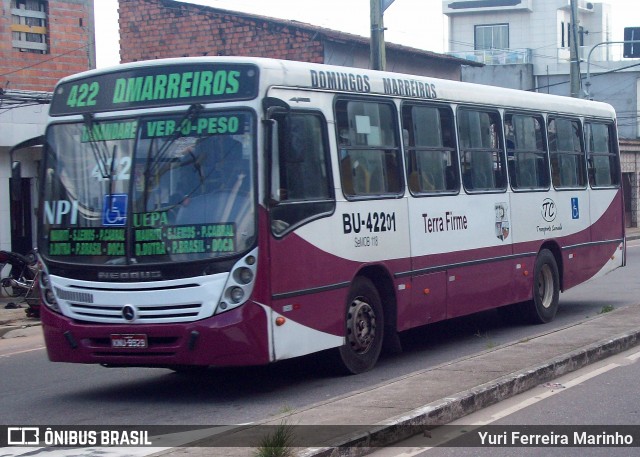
[68,302,204,323]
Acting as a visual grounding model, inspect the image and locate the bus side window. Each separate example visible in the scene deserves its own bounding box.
[548,117,586,188]
[505,113,550,190]
[335,99,403,198]
[458,108,506,192]
[402,104,459,195]
[586,122,619,188]
[269,112,335,236]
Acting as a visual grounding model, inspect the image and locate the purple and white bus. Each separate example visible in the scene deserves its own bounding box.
[38,57,625,374]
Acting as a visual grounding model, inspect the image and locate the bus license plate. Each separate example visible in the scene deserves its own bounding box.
[110,334,148,349]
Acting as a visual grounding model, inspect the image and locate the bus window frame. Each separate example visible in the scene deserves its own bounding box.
[456,105,508,195]
[401,101,460,197]
[504,110,551,193]
[334,96,404,201]
[547,115,588,191]
[584,118,621,190]
[267,108,336,238]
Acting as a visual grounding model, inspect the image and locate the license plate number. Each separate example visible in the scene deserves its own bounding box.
[110,334,148,349]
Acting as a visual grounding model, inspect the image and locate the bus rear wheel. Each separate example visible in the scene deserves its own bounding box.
[336,277,384,375]
[526,249,560,324]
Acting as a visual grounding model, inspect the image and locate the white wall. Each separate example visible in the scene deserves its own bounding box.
[0,104,48,252]
[446,0,611,76]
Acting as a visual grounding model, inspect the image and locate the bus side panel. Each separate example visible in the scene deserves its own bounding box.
[405,193,460,329]
[561,190,624,289]
[510,189,593,291]
[446,247,516,319]
[268,229,410,336]
[590,189,624,244]
[402,271,447,330]
[268,295,345,361]
[407,192,517,323]
[268,232,350,337]
[276,199,411,333]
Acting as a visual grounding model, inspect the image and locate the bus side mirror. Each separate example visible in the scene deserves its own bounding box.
[264,118,282,205]
[263,99,290,207]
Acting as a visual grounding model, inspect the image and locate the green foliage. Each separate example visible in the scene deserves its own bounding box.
[253,421,296,457]
[599,305,615,314]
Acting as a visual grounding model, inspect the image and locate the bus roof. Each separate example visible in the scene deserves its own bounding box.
[53,56,616,120]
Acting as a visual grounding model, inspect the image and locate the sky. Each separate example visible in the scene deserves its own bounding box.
[94,0,640,68]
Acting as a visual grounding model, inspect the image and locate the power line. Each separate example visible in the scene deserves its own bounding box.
[0,42,91,79]
[531,60,640,92]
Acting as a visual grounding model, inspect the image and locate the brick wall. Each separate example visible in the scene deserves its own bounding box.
[0,0,94,91]
[119,0,324,64]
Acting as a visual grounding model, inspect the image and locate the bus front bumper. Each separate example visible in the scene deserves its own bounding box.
[40,302,270,368]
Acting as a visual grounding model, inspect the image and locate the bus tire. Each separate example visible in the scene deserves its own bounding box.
[526,249,560,324]
[337,277,384,375]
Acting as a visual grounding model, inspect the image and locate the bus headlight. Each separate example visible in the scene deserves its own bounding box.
[229,287,244,303]
[215,248,258,315]
[39,270,60,312]
[45,289,57,304]
[234,267,254,285]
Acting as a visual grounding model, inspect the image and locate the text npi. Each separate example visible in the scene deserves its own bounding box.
[44,200,78,225]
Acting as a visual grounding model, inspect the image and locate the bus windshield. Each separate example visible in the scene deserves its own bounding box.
[41,109,255,265]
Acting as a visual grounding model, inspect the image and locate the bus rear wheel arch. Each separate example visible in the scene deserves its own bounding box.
[336,276,384,374]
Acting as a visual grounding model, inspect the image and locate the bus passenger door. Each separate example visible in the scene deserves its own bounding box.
[264,98,347,361]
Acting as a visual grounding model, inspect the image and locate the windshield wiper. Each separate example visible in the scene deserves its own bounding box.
[145,103,203,179]
[82,113,112,179]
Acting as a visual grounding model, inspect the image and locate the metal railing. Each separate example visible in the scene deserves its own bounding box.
[447,48,533,65]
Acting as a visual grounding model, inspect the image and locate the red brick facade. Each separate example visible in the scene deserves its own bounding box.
[0,0,95,91]
[119,0,324,64]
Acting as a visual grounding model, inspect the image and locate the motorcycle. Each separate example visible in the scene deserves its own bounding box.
[0,250,41,318]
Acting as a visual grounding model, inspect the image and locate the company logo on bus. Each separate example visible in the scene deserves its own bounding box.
[122,305,136,321]
[97,271,162,281]
[541,198,557,222]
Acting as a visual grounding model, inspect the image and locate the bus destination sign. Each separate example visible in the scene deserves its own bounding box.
[47,223,235,258]
[50,63,259,116]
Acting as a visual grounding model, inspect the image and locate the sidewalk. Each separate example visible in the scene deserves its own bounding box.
[148,303,640,457]
[0,296,40,339]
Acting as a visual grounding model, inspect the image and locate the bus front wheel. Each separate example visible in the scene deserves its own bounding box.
[527,249,560,324]
[337,277,384,375]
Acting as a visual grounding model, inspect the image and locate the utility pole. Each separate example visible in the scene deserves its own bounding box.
[569,0,581,97]
[370,0,386,70]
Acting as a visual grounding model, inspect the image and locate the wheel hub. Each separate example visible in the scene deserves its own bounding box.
[347,298,377,354]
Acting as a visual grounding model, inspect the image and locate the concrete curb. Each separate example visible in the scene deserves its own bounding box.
[301,329,640,457]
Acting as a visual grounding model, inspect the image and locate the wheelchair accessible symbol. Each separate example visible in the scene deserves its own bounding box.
[102,194,128,226]
[571,197,580,219]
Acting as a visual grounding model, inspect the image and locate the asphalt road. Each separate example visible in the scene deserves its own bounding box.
[368,346,640,457]
[0,240,638,427]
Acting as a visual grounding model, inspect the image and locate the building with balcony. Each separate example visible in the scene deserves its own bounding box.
[444,0,640,227]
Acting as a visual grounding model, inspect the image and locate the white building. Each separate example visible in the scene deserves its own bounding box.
[444,0,612,74]
[444,0,640,227]
[0,90,50,254]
